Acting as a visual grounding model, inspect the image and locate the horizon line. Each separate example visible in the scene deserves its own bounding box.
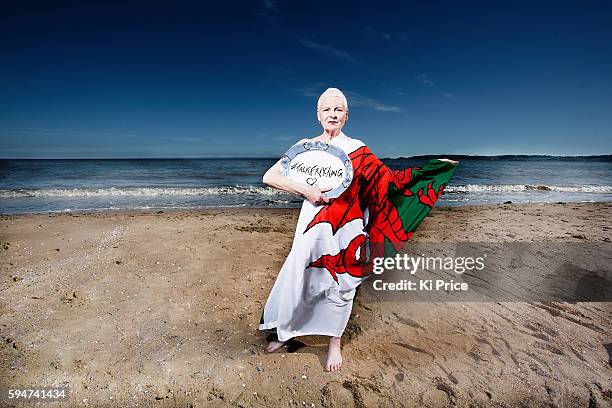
[1,153,611,160]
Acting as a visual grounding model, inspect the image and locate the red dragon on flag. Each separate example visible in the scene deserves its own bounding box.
[306,146,457,283]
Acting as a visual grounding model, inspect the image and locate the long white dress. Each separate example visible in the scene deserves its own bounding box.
[258,132,458,342]
[259,132,368,341]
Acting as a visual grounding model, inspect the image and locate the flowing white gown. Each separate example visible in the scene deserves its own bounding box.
[259,132,368,341]
[258,132,458,342]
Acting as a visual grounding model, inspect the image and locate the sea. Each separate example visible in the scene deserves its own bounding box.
[1,156,611,214]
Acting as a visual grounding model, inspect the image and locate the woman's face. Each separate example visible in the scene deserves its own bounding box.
[317,95,348,133]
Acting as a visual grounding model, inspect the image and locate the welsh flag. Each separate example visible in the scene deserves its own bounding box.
[306,146,458,283]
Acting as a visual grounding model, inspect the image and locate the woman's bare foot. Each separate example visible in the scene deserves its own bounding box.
[325,336,342,371]
[265,340,287,353]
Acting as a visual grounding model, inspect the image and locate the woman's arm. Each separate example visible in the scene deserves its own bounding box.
[263,139,331,206]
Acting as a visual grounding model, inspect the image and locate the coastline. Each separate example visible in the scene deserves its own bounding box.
[1,202,611,407]
[2,199,611,217]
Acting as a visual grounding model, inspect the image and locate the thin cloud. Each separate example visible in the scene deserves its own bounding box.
[296,86,400,113]
[272,135,294,142]
[263,0,278,12]
[256,131,294,142]
[0,128,138,138]
[443,93,454,99]
[345,91,400,112]
[372,105,402,113]
[296,84,327,99]
[365,27,410,44]
[0,128,64,136]
[299,39,363,64]
[418,73,434,86]
[258,0,281,20]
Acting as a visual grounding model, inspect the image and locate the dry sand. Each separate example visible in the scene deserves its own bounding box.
[1,202,611,407]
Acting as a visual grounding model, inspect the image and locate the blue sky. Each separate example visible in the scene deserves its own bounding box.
[1,0,611,158]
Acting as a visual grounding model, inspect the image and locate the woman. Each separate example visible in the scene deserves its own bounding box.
[259,88,458,372]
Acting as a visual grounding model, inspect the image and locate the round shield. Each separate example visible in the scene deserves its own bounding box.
[280,140,353,199]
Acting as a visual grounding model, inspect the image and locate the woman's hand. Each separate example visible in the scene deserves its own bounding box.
[303,186,332,206]
[262,159,333,204]
[438,158,459,165]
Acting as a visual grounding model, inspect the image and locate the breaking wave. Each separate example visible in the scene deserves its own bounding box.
[2,184,610,199]
[0,185,283,198]
[445,184,612,194]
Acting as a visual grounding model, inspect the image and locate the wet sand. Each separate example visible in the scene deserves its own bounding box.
[1,202,611,407]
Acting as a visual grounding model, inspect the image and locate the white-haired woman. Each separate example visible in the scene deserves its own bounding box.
[259,88,458,372]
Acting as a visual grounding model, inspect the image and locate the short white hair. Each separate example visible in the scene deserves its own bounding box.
[317,88,348,110]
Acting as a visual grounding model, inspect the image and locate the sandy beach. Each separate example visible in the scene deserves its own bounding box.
[1,202,611,407]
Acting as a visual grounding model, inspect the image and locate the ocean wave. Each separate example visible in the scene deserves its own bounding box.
[0,185,287,198]
[445,184,612,194]
[1,184,611,200]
